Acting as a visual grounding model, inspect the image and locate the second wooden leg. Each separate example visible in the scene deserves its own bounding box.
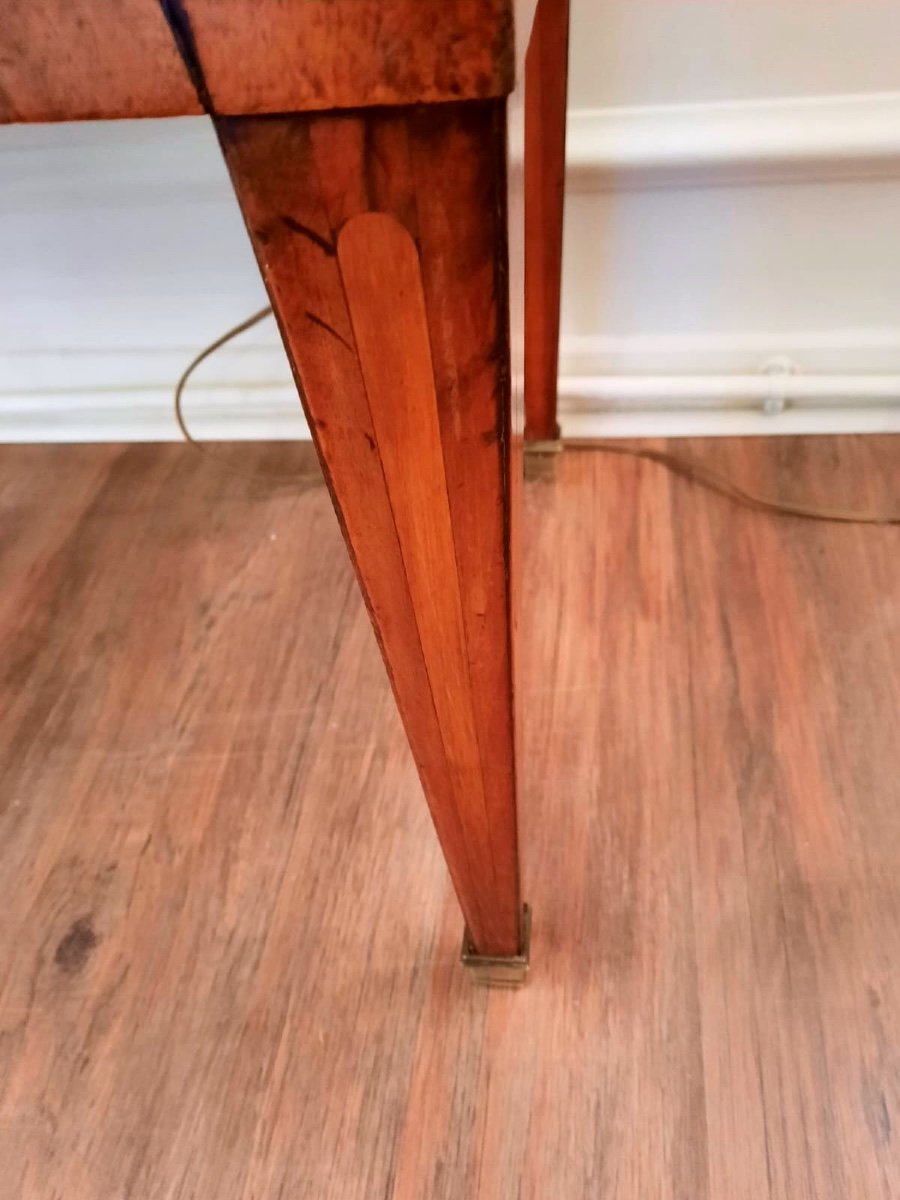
[218,104,523,958]
[524,0,570,443]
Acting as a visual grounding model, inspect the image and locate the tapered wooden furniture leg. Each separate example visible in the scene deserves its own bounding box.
[524,0,570,443]
[217,104,524,960]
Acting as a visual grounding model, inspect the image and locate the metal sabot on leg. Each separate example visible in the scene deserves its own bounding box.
[460,904,531,987]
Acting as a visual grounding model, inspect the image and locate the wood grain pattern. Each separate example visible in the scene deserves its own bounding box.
[0,0,516,124]
[0,1,202,123]
[668,436,900,1200]
[336,213,517,948]
[524,0,569,442]
[2,436,899,1197]
[218,104,521,955]
[177,0,515,117]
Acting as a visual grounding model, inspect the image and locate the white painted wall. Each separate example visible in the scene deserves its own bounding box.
[2,1,900,440]
[558,0,900,435]
[570,1,900,107]
[0,120,291,441]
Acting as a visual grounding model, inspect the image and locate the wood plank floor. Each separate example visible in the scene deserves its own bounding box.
[1,436,899,1199]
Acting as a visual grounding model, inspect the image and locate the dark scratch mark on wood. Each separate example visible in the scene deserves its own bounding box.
[305,311,354,353]
[281,217,336,256]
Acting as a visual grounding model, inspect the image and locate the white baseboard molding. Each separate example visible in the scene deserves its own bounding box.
[2,374,898,443]
[3,332,900,442]
[0,384,309,444]
[567,91,900,190]
[561,410,900,439]
[558,391,900,440]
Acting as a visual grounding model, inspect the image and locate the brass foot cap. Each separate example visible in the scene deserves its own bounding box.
[524,437,562,455]
[460,904,531,988]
